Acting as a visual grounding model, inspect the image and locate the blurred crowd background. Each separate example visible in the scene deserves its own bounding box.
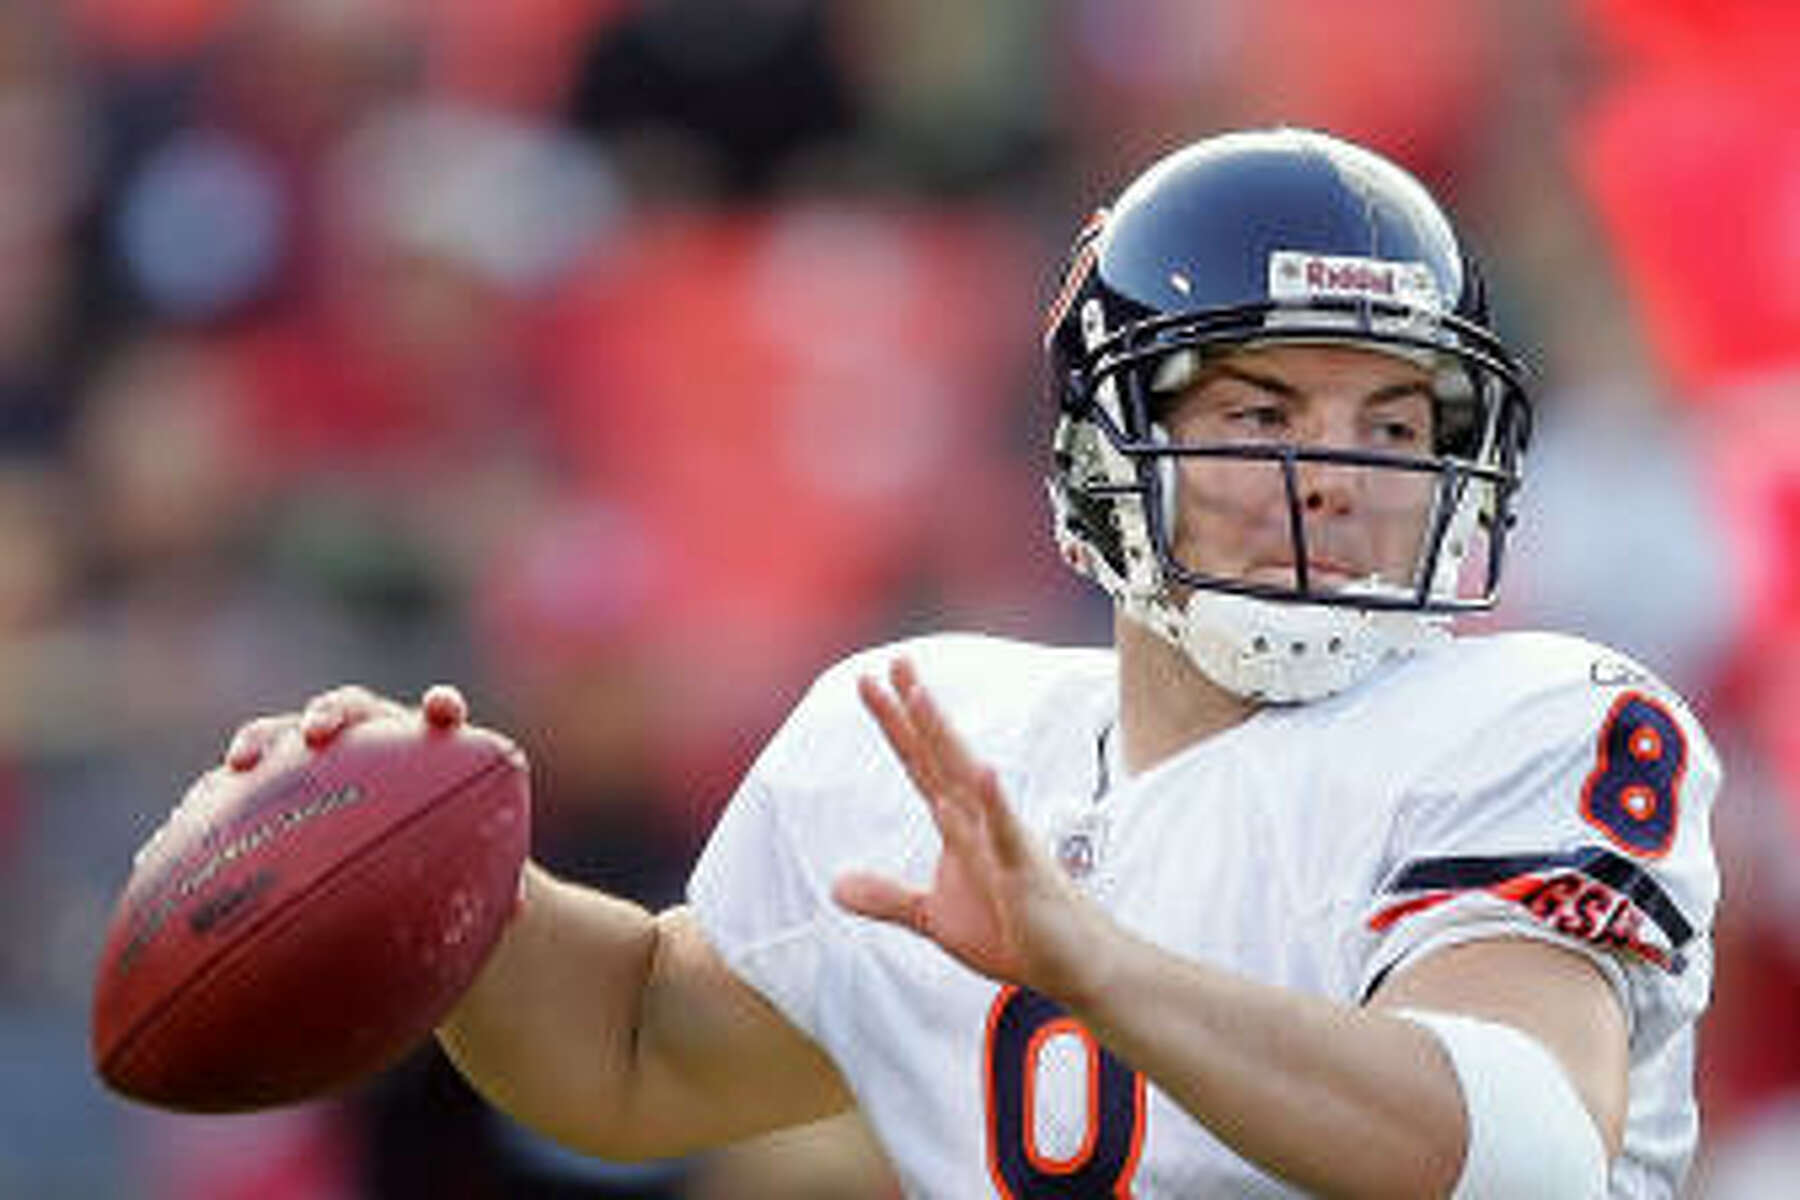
[0,0,1795,1195]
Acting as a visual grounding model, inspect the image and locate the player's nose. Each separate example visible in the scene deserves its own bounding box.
[1291,418,1362,517]
[1297,463,1357,516]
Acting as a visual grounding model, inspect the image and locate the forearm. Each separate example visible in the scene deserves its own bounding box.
[437,863,854,1161]
[435,862,664,1157]
[1060,925,1465,1200]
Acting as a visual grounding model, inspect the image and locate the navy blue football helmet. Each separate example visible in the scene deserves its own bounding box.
[1045,129,1533,701]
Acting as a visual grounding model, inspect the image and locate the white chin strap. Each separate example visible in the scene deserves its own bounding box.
[1123,584,1449,704]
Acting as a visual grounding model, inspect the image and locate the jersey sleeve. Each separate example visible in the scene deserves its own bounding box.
[684,647,896,1042]
[1359,665,1722,1056]
[686,770,831,1036]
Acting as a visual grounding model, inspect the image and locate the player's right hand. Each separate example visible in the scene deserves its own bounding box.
[223,684,469,771]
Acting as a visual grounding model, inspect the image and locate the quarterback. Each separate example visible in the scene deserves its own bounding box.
[224,130,1719,1196]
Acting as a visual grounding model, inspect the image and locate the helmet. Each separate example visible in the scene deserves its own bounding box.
[1046,128,1532,703]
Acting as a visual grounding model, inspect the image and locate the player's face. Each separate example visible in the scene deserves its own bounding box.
[1159,343,1439,594]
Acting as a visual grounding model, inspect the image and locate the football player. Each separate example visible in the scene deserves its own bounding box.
[226,129,1719,1196]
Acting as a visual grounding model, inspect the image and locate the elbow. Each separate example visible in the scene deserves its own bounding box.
[1396,1009,1610,1199]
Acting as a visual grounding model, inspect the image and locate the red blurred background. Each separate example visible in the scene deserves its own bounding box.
[0,1,1793,1195]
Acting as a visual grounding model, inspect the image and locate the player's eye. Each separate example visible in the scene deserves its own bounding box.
[1224,403,1289,433]
[1363,393,1432,449]
[1371,418,1425,446]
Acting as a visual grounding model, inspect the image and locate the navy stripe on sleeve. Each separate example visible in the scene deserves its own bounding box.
[1387,845,1693,949]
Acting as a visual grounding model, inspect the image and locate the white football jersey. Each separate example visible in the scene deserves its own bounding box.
[689,631,1721,1198]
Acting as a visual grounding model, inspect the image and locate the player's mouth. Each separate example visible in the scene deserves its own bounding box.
[1243,558,1364,590]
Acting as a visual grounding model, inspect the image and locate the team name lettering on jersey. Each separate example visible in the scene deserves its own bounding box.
[1368,847,1693,973]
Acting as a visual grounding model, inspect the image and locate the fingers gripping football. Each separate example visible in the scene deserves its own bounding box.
[224,684,469,771]
[223,716,293,772]
[97,686,530,1113]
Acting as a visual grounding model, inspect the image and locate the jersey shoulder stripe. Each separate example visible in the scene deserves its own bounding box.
[1370,846,1693,973]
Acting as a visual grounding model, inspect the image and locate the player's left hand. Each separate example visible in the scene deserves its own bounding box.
[832,658,1114,1004]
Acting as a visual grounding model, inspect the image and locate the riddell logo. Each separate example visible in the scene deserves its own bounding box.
[1267,250,1440,310]
[1304,258,1396,296]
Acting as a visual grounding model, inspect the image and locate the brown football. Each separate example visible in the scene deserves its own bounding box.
[91,716,530,1112]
